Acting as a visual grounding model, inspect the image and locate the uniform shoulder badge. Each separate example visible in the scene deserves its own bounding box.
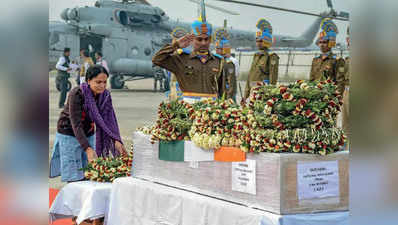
[182,48,191,54]
[177,48,191,55]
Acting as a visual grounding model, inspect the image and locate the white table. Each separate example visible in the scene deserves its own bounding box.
[49,181,112,224]
[106,177,349,225]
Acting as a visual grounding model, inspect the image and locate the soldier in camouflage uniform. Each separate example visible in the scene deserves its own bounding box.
[341,26,350,139]
[152,16,234,102]
[244,18,279,101]
[214,28,237,101]
[310,19,346,95]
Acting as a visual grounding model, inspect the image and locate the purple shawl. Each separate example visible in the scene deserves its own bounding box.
[81,83,122,157]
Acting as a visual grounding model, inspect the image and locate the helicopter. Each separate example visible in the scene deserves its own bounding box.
[49,0,349,91]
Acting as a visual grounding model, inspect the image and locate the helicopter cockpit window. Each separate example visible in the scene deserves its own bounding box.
[116,10,129,26]
[150,15,161,23]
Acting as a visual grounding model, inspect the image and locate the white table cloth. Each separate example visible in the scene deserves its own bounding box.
[49,181,112,224]
[106,177,349,225]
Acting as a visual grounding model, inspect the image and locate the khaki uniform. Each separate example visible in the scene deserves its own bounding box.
[244,50,279,98]
[152,42,234,97]
[310,52,346,94]
[342,57,350,137]
[221,58,237,100]
[169,73,178,101]
[80,57,94,79]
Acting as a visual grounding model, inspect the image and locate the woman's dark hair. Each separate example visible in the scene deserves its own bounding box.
[83,49,90,57]
[86,65,109,82]
[96,51,103,57]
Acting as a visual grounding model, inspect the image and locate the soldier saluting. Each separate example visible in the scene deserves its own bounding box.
[310,18,345,94]
[243,18,279,102]
[152,13,234,102]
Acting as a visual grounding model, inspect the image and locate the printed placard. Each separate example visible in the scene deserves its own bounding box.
[297,160,340,200]
[232,159,256,195]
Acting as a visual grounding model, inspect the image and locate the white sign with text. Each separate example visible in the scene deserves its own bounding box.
[232,159,256,195]
[297,160,340,200]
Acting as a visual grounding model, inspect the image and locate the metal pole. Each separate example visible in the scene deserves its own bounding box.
[285,49,291,76]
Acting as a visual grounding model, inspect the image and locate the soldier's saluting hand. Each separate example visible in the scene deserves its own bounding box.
[176,34,195,49]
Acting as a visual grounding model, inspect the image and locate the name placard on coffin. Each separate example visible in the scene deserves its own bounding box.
[132,132,349,215]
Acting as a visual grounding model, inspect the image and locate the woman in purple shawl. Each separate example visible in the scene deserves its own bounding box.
[50,65,126,183]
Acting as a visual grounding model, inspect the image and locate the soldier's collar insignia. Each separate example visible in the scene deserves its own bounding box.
[196,54,209,64]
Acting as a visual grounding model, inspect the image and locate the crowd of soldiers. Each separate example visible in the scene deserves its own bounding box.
[152,16,350,140]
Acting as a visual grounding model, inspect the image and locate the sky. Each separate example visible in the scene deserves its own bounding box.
[49,0,353,43]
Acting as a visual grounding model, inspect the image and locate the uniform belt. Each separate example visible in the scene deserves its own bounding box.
[182,92,217,103]
[182,92,217,98]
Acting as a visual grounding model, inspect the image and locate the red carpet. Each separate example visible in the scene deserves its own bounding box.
[49,188,73,225]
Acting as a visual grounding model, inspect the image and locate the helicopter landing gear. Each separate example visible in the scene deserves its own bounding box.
[153,66,169,92]
[55,78,72,92]
[110,74,125,89]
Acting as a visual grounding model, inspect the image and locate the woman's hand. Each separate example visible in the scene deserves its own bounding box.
[115,141,127,156]
[86,147,97,163]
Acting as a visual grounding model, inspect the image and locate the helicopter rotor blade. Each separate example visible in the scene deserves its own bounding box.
[188,0,240,16]
[209,0,349,21]
[326,0,334,9]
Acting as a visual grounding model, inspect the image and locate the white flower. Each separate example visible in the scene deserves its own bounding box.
[318,149,326,156]
[270,139,276,145]
[222,137,229,146]
[211,113,218,120]
[293,146,300,153]
[92,171,98,179]
[300,83,309,90]
[263,105,272,115]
